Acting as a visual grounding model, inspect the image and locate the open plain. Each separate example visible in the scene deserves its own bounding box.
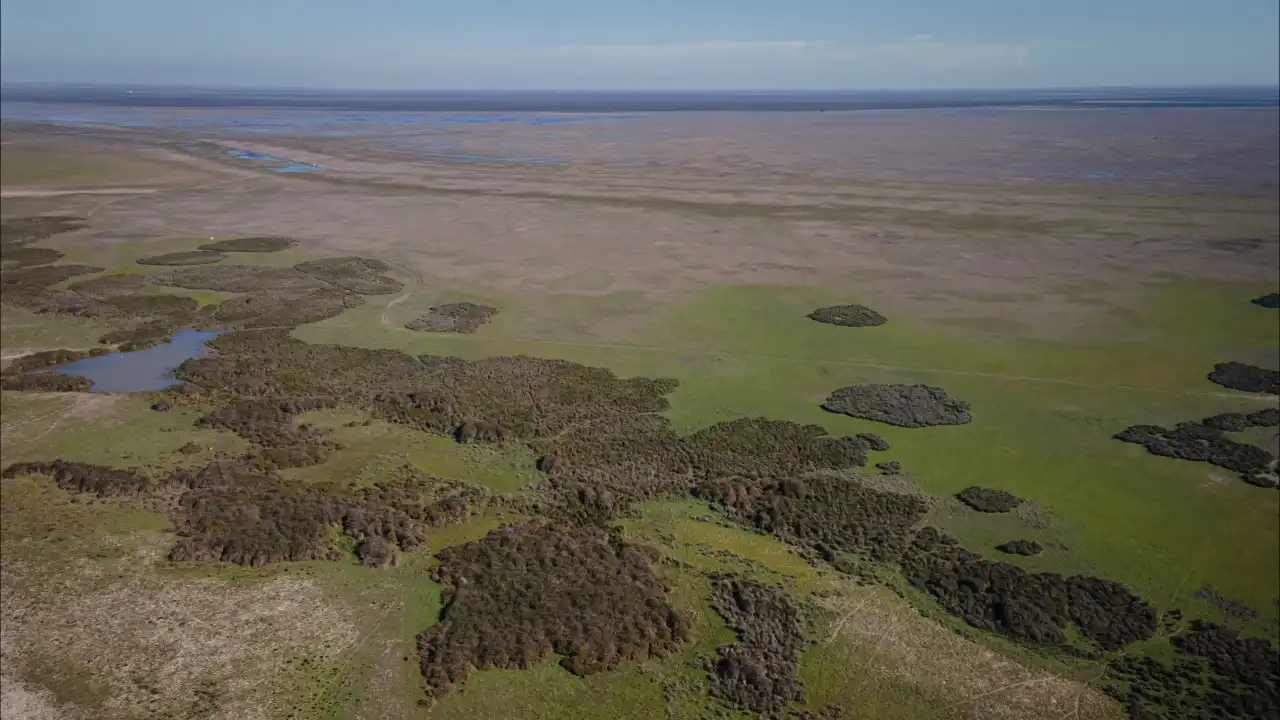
[1,96,1278,720]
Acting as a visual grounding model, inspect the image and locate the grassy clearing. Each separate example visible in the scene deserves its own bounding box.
[0,391,247,469]
[1,305,114,354]
[296,279,1280,626]
[0,151,181,187]
[288,409,539,493]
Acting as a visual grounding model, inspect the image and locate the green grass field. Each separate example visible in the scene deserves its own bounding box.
[2,223,1275,719]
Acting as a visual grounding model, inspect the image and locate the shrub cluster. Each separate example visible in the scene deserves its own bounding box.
[901,527,1155,650]
[956,486,1023,513]
[1114,420,1276,488]
[807,304,887,327]
[821,384,972,427]
[198,236,296,253]
[703,574,807,716]
[1106,621,1279,719]
[1207,361,1280,395]
[696,473,928,562]
[405,302,499,333]
[416,525,688,704]
[136,250,227,266]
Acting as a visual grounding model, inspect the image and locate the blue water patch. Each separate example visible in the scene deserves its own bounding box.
[225,148,323,173]
[29,329,225,392]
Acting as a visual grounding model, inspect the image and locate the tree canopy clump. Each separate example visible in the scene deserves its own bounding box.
[416,525,688,704]
[703,574,807,716]
[1207,361,1280,395]
[901,527,1155,650]
[821,384,972,427]
[1106,620,1279,719]
[136,250,227,266]
[696,473,928,562]
[956,486,1023,513]
[807,304,887,327]
[405,302,499,333]
[1114,419,1277,488]
[198,236,297,253]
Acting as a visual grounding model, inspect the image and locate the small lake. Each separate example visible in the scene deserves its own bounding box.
[30,329,224,392]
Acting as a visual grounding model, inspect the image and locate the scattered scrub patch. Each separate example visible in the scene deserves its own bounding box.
[956,486,1023,513]
[821,384,972,428]
[703,574,807,716]
[995,540,1043,556]
[1252,293,1280,309]
[1207,361,1280,395]
[2,460,152,496]
[1114,420,1277,488]
[1,246,63,268]
[0,215,87,247]
[416,525,688,704]
[1106,621,1278,719]
[1,264,104,305]
[1193,585,1257,622]
[3,348,110,373]
[293,256,401,294]
[405,302,499,334]
[875,460,902,474]
[696,473,928,561]
[807,304,887,327]
[64,273,148,296]
[198,236,297,253]
[1201,409,1280,431]
[902,527,1156,650]
[136,250,227,266]
[1,372,93,392]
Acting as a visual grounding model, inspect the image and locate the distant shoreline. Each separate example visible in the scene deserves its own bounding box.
[2,85,1277,113]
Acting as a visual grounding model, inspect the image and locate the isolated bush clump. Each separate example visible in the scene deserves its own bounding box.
[294,256,402,294]
[1207,361,1280,395]
[995,540,1043,556]
[198,236,297,253]
[696,473,928,561]
[1107,621,1279,719]
[821,384,972,427]
[136,250,227,266]
[1114,421,1276,486]
[901,527,1156,650]
[856,432,890,452]
[703,574,807,715]
[416,525,688,704]
[0,215,87,247]
[807,304,887,327]
[956,486,1023,513]
[1252,293,1280,309]
[406,302,499,334]
[355,537,397,567]
[875,460,902,474]
[2,460,152,495]
[0,372,93,392]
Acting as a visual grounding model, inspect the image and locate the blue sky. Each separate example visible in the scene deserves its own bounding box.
[2,0,1277,89]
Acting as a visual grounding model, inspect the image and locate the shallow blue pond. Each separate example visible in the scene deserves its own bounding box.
[30,329,224,392]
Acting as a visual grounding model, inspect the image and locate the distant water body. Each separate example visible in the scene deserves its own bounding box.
[2,85,1277,113]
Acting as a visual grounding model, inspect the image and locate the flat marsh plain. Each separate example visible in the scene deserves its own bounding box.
[1,101,1277,720]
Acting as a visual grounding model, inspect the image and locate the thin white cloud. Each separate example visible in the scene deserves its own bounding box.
[536,37,1030,73]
